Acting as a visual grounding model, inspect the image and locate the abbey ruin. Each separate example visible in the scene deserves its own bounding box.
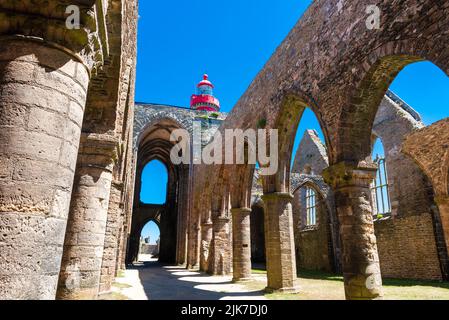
[1,0,449,300]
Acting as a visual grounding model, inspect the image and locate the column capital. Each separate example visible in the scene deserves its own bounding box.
[211,208,231,222]
[322,161,377,188]
[213,216,230,223]
[261,192,294,202]
[230,207,252,214]
[77,133,119,171]
[0,0,110,74]
[202,219,213,227]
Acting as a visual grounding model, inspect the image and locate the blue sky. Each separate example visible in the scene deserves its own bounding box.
[137,1,449,241]
[141,221,160,245]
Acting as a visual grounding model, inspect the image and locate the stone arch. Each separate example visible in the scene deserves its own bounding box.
[291,176,338,273]
[337,37,449,163]
[139,159,169,205]
[134,105,195,149]
[261,92,331,194]
[128,114,190,265]
[335,44,449,281]
[56,0,139,300]
[166,0,449,300]
[230,140,258,210]
[291,177,333,213]
[139,217,162,240]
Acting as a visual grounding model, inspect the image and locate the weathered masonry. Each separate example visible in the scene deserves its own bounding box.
[0,0,449,301]
[193,0,449,300]
[0,0,138,299]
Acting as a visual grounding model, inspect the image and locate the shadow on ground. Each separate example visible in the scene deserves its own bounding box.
[131,259,266,300]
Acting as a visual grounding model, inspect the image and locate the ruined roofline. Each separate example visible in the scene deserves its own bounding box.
[135,101,228,116]
[135,91,418,125]
[135,101,190,110]
[385,90,422,123]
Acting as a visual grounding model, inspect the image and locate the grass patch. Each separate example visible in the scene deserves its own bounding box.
[297,269,343,282]
[383,278,449,300]
[252,269,267,275]
[112,282,132,289]
[242,269,449,300]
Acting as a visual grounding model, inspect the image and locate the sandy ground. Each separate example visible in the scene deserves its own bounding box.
[112,256,267,300]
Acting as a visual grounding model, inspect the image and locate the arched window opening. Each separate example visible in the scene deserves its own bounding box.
[140,160,168,204]
[370,138,391,218]
[139,220,160,261]
[389,61,449,125]
[305,187,317,226]
[291,108,327,175]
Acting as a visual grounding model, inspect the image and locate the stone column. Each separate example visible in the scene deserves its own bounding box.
[56,135,116,300]
[187,207,201,269]
[0,40,89,299]
[323,162,383,300]
[209,216,232,275]
[115,201,130,274]
[176,165,189,265]
[200,219,213,272]
[231,208,252,282]
[99,181,123,294]
[261,193,299,293]
[435,195,449,253]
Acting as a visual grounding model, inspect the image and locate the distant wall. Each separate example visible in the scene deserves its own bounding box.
[375,214,442,280]
[293,184,334,272]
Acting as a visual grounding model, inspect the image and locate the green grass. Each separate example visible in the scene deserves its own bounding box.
[244,269,449,300]
[382,278,449,300]
[252,269,267,275]
[112,282,132,289]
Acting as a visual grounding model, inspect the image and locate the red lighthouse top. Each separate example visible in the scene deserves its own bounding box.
[190,74,220,112]
[197,74,214,88]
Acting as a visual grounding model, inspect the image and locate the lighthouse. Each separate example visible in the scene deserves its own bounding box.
[190,74,221,112]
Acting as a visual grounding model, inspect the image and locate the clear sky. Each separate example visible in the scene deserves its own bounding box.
[137,1,449,241]
[141,221,160,245]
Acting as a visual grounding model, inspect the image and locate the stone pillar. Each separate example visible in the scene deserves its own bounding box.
[208,217,232,275]
[187,208,201,269]
[261,193,299,293]
[323,162,383,300]
[436,195,449,253]
[200,219,213,272]
[176,165,190,265]
[0,40,89,299]
[115,209,128,274]
[99,181,123,294]
[56,135,116,300]
[231,208,252,282]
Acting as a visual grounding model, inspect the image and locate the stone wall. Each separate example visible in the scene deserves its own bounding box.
[370,94,445,280]
[140,244,159,256]
[403,118,449,280]
[374,214,442,280]
[130,104,228,268]
[287,96,445,280]
[292,130,329,175]
[0,0,139,300]
[293,187,333,272]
